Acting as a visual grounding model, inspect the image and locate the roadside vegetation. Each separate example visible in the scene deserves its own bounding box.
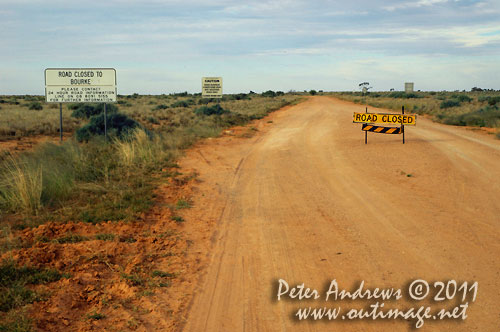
[0,92,302,221]
[0,91,303,330]
[332,90,500,138]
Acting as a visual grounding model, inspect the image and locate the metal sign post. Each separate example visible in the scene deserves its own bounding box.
[365,107,368,145]
[402,106,405,144]
[104,103,107,141]
[59,103,63,142]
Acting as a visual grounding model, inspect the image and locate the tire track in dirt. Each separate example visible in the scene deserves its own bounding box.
[179,97,500,332]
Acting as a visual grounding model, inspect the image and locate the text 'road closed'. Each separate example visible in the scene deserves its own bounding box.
[353,112,416,126]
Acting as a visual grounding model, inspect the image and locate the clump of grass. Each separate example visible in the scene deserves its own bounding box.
[151,270,176,278]
[0,226,21,254]
[147,116,160,124]
[86,310,106,320]
[175,199,191,209]
[94,233,115,241]
[170,215,184,223]
[0,259,63,312]
[0,310,32,332]
[54,232,88,244]
[120,236,137,243]
[114,128,169,171]
[0,156,43,214]
[120,273,143,286]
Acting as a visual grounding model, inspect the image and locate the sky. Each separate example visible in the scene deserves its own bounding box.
[0,0,499,94]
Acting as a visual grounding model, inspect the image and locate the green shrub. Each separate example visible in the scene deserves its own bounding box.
[441,106,500,127]
[262,90,276,98]
[76,113,141,142]
[28,102,43,110]
[198,98,217,105]
[452,94,473,103]
[0,260,63,312]
[309,90,317,96]
[86,311,106,320]
[440,100,461,109]
[226,93,250,101]
[154,104,168,110]
[389,92,421,99]
[487,96,500,106]
[194,104,229,116]
[171,100,194,108]
[70,103,118,119]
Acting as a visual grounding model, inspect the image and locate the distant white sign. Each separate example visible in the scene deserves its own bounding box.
[45,68,117,103]
[202,77,223,98]
[405,82,414,93]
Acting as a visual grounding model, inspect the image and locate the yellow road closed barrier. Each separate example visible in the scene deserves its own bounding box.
[353,112,416,126]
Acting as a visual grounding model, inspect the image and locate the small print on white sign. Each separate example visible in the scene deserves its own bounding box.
[45,68,117,103]
[202,77,223,98]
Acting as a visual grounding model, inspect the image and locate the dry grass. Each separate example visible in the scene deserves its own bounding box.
[331,91,500,130]
[0,93,304,220]
[0,94,302,140]
[0,156,43,214]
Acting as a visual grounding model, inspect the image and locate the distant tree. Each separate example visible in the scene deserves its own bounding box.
[359,82,372,94]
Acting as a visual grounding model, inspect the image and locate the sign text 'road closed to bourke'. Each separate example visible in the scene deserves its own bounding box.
[45,68,117,103]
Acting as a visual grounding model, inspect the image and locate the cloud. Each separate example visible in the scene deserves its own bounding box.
[0,0,499,93]
[383,0,449,11]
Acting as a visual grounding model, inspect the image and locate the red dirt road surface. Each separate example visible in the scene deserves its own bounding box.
[180,96,500,331]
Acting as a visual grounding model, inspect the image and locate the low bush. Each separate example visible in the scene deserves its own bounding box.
[76,113,141,142]
[171,100,194,108]
[388,92,421,99]
[194,104,229,116]
[440,106,500,127]
[154,104,168,110]
[440,100,461,109]
[451,94,473,103]
[70,103,118,119]
[485,96,500,106]
[28,102,43,110]
[262,90,276,98]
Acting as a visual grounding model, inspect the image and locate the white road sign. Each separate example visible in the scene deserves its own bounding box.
[202,77,223,98]
[45,68,117,103]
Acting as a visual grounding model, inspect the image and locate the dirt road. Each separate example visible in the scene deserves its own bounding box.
[179,96,500,331]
